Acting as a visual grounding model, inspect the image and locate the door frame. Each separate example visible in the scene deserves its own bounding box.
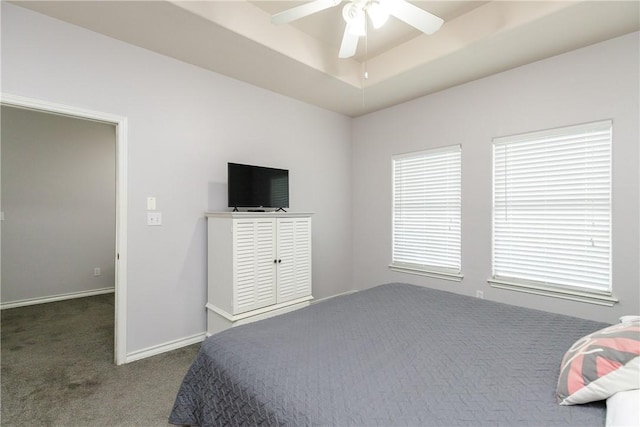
[1,93,128,365]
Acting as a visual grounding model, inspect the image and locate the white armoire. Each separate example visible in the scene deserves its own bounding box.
[205,212,313,334]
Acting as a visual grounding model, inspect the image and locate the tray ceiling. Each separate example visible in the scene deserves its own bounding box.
[10,1,640,117]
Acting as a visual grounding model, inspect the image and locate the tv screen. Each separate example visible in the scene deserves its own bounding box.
[228,163,289,209]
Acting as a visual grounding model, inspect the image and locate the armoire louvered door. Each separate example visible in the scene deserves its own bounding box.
[276,218,312,304]
[233,218,277,314]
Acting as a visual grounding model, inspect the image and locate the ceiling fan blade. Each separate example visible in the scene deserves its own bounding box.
[338,26,359,58]
[386,0,443,35]
[271,0,342,25]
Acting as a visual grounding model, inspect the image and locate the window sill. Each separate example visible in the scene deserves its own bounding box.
[389,264,463,282]
[488,278,618,307]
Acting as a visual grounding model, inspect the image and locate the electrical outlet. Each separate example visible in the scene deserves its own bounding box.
[94,267,101,276]
[147,212,162,226]
[476,290,484,299]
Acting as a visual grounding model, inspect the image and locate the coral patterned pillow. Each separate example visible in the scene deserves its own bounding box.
[557,318,640,405]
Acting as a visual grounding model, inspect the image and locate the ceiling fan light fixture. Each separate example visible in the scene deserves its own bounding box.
[347,15,366,36]
[366,0,389,29]
[343,3,366,36]
[271,0,444,59]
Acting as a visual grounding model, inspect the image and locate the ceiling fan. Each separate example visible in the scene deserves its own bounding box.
[271,0,444,59]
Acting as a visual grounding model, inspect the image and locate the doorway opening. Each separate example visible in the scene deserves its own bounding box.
[1,94,128,364]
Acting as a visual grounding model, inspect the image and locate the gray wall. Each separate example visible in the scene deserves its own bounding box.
[1,106,116,303]
[352,32,640,324]
[3,1,637,359]
[1,3,353,354]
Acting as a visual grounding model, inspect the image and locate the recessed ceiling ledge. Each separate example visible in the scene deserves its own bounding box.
[364,0,579,87]
[170,0,363,88]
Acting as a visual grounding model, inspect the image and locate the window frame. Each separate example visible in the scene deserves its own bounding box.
[389,145,463,281]
[489,120,617,306]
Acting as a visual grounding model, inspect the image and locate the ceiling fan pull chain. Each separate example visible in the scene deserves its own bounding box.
[364,21,369,80]
[362,20,368,110]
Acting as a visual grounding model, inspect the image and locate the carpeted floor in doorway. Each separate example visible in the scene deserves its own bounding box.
[1,294,200,426]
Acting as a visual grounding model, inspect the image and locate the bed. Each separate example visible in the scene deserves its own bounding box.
[169,282,608,426]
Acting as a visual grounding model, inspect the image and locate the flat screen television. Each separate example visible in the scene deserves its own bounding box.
[228,163,289,210]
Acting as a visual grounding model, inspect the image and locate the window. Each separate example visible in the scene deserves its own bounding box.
[390,145,462,280]
[492,120,614,304]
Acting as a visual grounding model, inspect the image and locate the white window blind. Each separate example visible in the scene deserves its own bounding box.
[492,120,612,294]
[392,145,461,276]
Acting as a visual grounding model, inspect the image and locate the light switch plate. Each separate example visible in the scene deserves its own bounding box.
[147,197,157,210]
[147,212,162,226]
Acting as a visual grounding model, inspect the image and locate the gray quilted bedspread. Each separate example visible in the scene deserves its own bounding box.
[169,283,607,426]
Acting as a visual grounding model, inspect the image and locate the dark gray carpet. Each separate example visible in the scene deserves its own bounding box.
[1,294,199,426]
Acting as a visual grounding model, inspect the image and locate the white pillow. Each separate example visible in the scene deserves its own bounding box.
[606,389,640,427]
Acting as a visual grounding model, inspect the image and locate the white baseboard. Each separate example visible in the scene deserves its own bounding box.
[125,332,206,364]
[311,289,358,304]
[1,287,115,310]
[125,290,358,363]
